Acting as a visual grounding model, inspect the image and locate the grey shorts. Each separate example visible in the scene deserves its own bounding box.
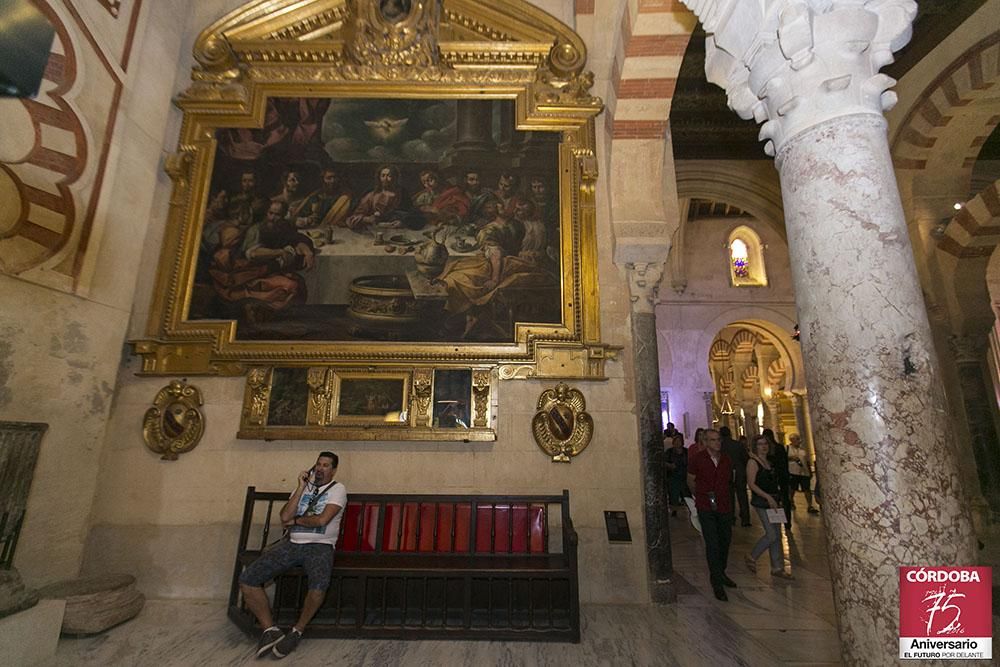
[239,540,334,591]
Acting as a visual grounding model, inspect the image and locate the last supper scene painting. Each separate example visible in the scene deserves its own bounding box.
[187,97,563,343]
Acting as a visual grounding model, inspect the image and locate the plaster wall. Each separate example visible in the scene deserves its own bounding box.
[0,0,190,586]
[656,215,798,440]
[82,0,652,606]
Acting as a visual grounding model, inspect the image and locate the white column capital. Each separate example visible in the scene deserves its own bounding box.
[948,334,986,365]
[680,0,917,157]
[626,262,664,314]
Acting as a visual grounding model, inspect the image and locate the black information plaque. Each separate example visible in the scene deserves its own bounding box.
[603,510,632,542]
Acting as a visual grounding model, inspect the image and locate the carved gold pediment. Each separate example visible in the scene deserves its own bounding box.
[188,0,593,107]
[133,0,613,380]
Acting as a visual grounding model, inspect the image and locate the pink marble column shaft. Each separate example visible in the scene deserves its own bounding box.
[777,113,976,660]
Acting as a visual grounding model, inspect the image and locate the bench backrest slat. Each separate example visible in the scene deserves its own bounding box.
[237,490,567,557]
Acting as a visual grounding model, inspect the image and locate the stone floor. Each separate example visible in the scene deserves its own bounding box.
[45,505,844,666]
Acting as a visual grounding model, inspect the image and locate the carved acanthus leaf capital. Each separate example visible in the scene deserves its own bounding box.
[627,262,664,314]
[681,0,917,158]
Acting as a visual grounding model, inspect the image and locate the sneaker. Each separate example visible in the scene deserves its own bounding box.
[255,627,284,659]
[272,628,302,659]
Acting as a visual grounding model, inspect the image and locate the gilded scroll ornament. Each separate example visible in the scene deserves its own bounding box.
[344,0,441,70]
[164,149,195,207]
[471,369,491,427]
[142,380,205,461]
[307,367,332,424]
[244,367,272,426]
[531,382,593,462]
[412,368,433,427]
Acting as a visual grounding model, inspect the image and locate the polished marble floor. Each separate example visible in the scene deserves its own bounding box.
[45,505,843,666]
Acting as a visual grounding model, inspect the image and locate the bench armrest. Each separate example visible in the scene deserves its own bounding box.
[563,515,578,549]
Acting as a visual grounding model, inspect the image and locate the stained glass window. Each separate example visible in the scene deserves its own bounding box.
[731,238,750,278]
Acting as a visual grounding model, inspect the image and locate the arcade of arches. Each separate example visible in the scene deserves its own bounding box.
[1,0,999,664]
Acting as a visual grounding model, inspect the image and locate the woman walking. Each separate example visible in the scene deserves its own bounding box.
[745,435,793,579]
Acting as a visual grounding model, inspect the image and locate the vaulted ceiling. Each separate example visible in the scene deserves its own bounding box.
[670,0,991,161]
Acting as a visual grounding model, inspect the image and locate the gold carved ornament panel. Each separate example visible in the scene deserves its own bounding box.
[130,0,617,383]
[531,382,593,462]
[143,380,206,460]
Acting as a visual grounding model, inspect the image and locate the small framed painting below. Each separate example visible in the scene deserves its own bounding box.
[331,372,409,426]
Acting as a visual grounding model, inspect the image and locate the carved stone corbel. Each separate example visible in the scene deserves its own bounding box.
[626,262,664,315]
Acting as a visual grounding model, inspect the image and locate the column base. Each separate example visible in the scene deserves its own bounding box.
[650,579,678,604]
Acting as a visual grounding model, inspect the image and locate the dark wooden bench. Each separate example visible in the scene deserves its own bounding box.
[228,487,580,642]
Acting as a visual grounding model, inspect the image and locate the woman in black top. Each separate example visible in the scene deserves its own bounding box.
[746,435,793,579]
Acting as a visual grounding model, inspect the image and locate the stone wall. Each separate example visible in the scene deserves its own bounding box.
[0,0,189,586]
[80,0,653,605]
[656,209,801,439]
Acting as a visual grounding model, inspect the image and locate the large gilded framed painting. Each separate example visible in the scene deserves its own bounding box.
[193,97,561,343]
[134,0,613,380]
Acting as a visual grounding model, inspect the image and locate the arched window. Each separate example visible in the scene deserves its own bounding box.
[730,239,750,278]
[727,225,768,287]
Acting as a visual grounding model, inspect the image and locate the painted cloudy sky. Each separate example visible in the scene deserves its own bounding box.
[322,99,457,163]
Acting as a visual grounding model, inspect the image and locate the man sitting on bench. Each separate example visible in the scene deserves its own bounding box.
[239,451,347,659]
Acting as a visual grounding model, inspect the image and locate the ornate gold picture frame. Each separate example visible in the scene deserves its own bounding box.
[331,370,410,426]
[132,0,612,380]
[238,365,495,441]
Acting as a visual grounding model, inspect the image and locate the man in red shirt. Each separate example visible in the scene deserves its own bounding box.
[687,429,738,601]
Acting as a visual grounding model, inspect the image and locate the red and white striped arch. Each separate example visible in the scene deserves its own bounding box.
[891,33,1000,259]
[604,0,695,140]
[892,33,1000,173]
[579,1,697,261]
[939,180,1000,259]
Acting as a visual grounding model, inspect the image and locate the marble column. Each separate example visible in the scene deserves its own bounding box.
[741,403,758,439]
[949,335,1000,514]
[765,398,781,432]
[682,1,976,662]
[626,262,675,603]
[444,100,496,166]
[497,101,516,153]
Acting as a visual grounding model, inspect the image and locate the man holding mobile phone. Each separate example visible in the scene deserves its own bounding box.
[239,451,347,659]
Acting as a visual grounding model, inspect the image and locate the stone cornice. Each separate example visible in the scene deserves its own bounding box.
[680,0,917,158]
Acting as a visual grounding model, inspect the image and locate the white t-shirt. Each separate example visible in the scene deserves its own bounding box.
[288,480,348,547]
[787,445,809,477]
